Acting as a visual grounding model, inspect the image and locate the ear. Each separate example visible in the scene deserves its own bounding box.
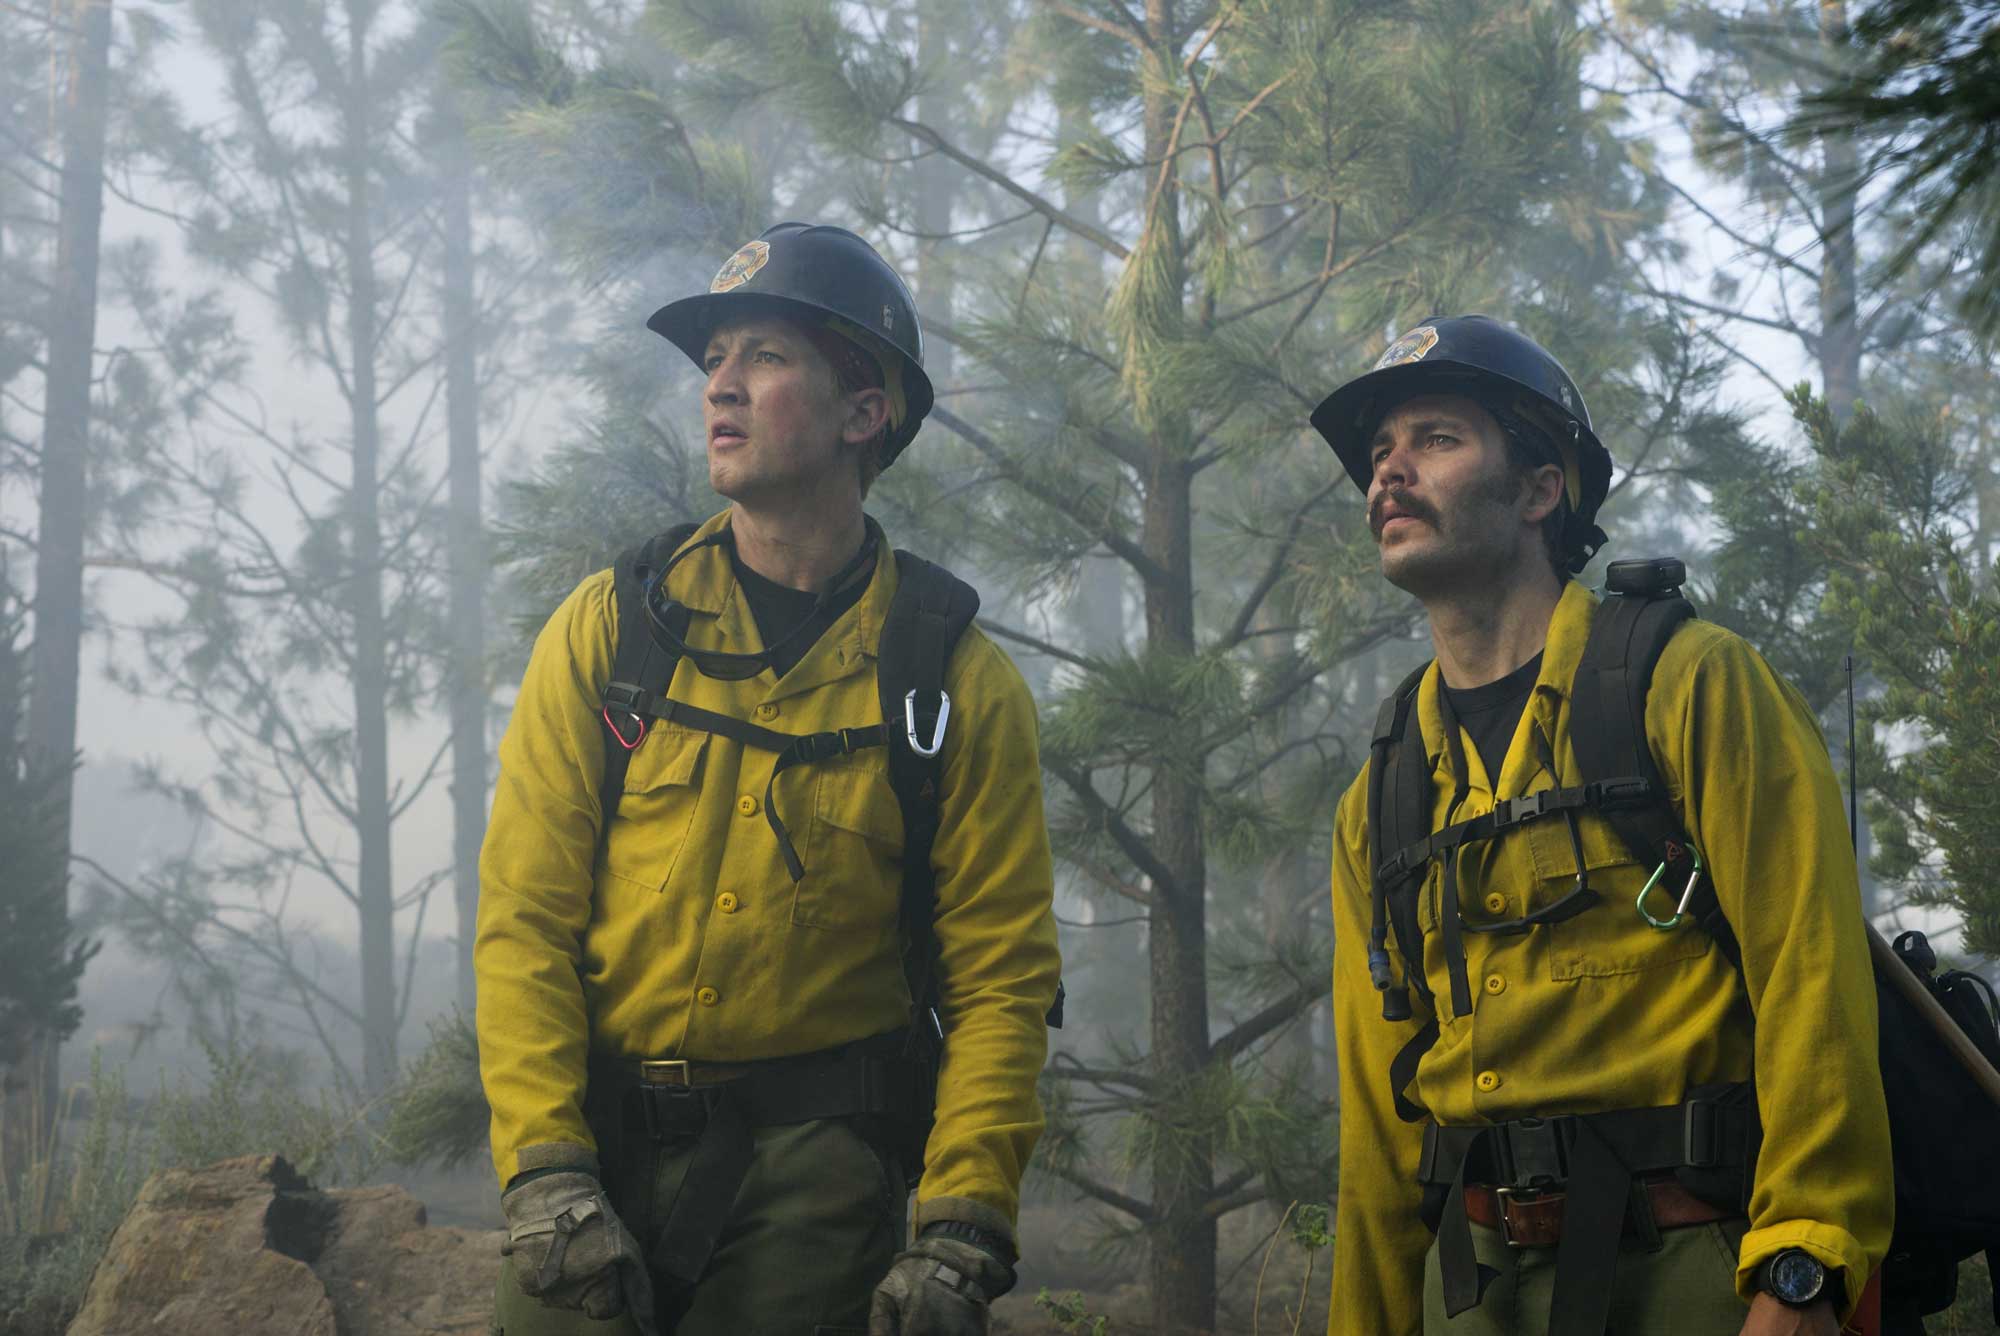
[1521,463,1566,526]
[839,386,891,446]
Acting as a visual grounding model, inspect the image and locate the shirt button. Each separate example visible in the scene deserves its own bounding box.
[716,893,739,914]
[737,794,758,817]
[1484,892,1507,914]
[1476,1070,1502,1093]
[697,987,720,1007]
[756,703,778,721]
[1484,974,1505,996]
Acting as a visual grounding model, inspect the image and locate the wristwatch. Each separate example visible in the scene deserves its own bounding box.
[1758,1248,1837,1308]
[921,1220,1018,1267]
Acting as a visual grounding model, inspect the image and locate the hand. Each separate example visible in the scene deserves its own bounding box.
[1736,1293,1841,1336]
[500,1170,658,1336]
[868,1232,1016,1336]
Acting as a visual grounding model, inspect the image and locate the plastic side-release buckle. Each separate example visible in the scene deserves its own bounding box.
[904,689,951,758]
[1494,1116,1569,1189]
[1681,1096,1721,1169]
[1493,791,1555,828]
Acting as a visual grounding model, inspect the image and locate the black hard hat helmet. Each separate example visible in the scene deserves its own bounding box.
[648,222,935,467]
[1310,315,1613,570]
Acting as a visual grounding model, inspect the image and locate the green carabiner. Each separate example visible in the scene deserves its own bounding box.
[1636,847,1704,930]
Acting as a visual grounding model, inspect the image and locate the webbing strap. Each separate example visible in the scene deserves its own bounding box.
[601,685,892,882]
[1549,1122,1638,1336]
[1369,665,1433,1000]
[877,552,979,1064]
[1376,779,1657,881]
[650,1086,753,1288]
[599,523,702,835]
[638,1045,927,1290]
[1388,1018,1438,1124]
[1420,1086,1759,1330]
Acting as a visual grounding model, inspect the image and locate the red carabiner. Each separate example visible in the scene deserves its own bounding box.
[602,706,648,751]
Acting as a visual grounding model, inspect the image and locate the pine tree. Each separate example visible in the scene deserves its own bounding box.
[111,0,475,1096]
[1709,386,2000,958]
[0,581,96,1174]
[1806,0,2000,344]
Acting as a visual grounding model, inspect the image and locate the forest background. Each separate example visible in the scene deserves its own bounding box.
[2,0,1998,1332]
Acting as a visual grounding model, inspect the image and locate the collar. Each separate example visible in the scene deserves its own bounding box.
[1413,578,1602,774]
[662,507,898,671]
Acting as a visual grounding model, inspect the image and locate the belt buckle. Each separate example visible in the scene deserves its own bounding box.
[640,1058,693,1087]
[1493,1186,1533,1249]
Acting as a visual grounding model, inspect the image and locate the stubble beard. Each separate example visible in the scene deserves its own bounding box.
[1379,468,1534,602]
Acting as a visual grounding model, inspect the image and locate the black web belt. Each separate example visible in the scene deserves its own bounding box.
[1417,1085,1758,1336]
[600,683,888,882]
[586,1034,927,1291]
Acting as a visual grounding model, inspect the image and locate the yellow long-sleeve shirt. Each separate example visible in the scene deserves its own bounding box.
[1328,580,1892,1332]
[476,509,1061,1234]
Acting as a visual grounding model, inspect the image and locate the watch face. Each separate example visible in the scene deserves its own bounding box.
[1769,1250,1826,1304]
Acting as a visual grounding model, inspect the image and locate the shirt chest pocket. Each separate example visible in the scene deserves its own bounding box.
[1531,810,1711,980]
[793,757,905,933]
[602,722,708,894]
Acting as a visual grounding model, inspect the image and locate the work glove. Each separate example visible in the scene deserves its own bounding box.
[868,1225,1017,1336]
[500,1170,658,1336]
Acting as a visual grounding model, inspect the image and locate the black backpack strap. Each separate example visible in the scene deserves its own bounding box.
[1569,590,1740,969]
[599,522,702,834]
[1367,661,1441,1123]
[876,551,980,1043]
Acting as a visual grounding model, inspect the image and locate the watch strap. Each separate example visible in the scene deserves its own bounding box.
[920,1219,1018,1267]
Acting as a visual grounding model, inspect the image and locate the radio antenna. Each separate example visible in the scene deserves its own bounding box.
[1846,653,1859,856]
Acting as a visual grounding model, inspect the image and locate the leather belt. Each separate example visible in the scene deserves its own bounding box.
[1464,1176,1734,1249]
[636,1057,752,1088]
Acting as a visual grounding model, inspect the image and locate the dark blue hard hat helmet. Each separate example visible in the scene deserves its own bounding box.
[1310,315,1613,571]
[648,223,935,467]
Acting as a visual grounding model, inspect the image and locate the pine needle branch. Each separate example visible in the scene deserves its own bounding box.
[888,115,1131,260]
[1047,1162,1155,1222]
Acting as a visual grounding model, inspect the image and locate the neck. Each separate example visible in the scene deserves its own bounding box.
[1424,565,1566,689]
[728,493,868,592]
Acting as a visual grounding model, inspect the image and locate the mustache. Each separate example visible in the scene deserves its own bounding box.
[1369,489,1437,538]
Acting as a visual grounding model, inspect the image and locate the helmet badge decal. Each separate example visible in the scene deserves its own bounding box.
[881,304,894,331]
[1373,324,1439,370]
[710,240,772,293]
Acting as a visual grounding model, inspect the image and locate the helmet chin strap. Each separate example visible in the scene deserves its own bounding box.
[1564,520,1609,575]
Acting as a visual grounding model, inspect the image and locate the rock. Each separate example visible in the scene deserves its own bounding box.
[67,1153,502,1336]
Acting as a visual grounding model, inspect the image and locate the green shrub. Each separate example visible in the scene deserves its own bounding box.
[152,1033,380,1186]
[0,1056,151,1336]
[381,1010,489,1170]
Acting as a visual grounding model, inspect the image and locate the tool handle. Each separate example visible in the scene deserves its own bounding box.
[1866,924,2000,1110]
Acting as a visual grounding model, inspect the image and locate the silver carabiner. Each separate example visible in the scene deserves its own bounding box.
[1636,847,1704,930]
[904,689,951,758]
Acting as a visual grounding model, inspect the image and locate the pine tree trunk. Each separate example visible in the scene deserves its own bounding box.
[1144,461,1215,1333]
[23,0,113,1141]
[1815,0,1874,907]
[1139,6,1215,1328]
[915,6,954,387]
[344,6,397,1095]
[442,111,485,1022]
[1818,0,1861,422]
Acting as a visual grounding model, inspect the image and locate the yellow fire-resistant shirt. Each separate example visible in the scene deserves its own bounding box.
[1328,580,1892,1333]
[476,509,1061,1234]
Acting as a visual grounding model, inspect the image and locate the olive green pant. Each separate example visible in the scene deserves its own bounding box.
[492,1117,906,1336]
[1423,1216,1752,1334]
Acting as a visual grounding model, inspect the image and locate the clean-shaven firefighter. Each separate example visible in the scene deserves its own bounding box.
[477,223,1062,1336]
